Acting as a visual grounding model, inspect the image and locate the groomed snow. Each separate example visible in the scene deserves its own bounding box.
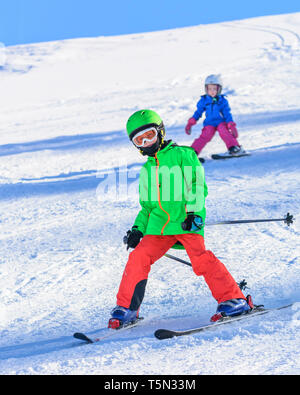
[0,12,299,375]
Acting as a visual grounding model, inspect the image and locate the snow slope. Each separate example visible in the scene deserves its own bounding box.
[0,13,300,375]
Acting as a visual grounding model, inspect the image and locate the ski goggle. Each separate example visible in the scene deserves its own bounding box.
[132,127,158,147]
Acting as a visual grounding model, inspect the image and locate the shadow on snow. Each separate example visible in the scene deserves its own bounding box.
[0,108,300,158]
[0,142,300,202]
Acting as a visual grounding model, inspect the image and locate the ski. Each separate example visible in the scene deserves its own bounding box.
[73,317,143,344]
[154,304,293,340]
[211,152,250,160]
[73,332,94,343]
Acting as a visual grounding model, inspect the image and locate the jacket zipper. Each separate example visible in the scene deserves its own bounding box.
[154,153,170,235]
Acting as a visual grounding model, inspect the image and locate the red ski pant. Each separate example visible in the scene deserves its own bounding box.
[117,234,245,310]
[191,122,239,154]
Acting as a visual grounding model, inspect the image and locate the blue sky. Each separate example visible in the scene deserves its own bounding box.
[1,0,299,46]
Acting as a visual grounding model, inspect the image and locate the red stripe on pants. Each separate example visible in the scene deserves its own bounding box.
[117,234,245,309]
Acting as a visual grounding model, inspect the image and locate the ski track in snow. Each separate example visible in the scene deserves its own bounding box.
[0,13,300,375]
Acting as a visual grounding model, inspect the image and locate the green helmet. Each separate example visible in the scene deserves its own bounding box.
[126,109,164,140]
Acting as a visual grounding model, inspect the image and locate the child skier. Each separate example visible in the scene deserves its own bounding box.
[108,109,252,329]
[185,75,245,158]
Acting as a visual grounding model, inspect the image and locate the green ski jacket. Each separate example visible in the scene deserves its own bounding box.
[133,141,208,238]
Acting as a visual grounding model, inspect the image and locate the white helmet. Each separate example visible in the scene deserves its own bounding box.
[205,74,222,94]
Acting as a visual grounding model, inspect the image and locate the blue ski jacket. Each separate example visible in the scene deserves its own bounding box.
[192,95,234,127]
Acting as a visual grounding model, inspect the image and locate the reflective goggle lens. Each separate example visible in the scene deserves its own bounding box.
[132,128,158,147]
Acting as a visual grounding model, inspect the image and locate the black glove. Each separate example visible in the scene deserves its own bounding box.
[181,213,203,231]
[123,227,143,250]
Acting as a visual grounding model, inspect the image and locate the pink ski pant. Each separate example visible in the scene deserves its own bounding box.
[191,122,239,155]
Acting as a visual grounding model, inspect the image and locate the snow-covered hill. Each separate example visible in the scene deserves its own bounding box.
[0,13,299,375]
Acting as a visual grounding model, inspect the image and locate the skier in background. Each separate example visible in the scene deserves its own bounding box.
[108,109,253,329]
[185,75,245,159]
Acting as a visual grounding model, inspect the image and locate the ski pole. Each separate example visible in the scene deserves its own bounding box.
[164,253,192,267]
[205,212,294,227]
[164,213,294,267]
[125,213,294,267]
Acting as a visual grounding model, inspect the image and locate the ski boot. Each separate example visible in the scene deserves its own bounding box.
[108,306,139,329]
[210,296,254,322]
[228,145,245,156]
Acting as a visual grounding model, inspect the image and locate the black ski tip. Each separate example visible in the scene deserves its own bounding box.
[73,332,94,343]
[154,329,177,340]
